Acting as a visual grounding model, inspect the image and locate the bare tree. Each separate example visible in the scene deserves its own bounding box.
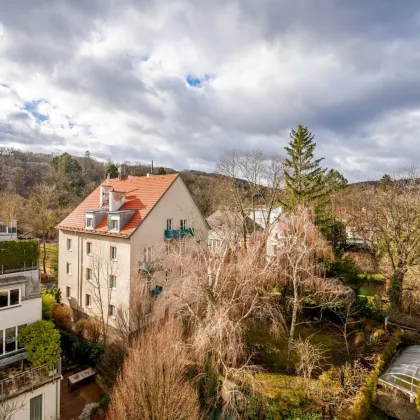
[329,297,360,356]
[30,183,57,279]
[292,336,327,379]
[350,169,420,308]
[273,207,348,349]
[216,150,285,249]
[113,281,154,351]
[88,245,120,343]
[106,319,201,420]
[0,397,25,420]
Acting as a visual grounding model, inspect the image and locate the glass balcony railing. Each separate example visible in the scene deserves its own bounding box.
[164,228,195,240]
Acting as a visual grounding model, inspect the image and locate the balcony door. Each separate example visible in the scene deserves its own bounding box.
[30,394,43,420]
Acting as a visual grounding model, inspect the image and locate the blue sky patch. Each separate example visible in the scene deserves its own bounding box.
[186,73,213,87]
[22,100,49,123]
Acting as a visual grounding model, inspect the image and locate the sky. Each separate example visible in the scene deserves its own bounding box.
[1,1,420,181]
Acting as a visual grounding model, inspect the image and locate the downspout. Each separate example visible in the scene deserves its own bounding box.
[76,233,80,322]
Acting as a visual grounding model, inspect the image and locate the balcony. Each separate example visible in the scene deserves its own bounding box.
[164,228,194,240]
[0,359,61,400]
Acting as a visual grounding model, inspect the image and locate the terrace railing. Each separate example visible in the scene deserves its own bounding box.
[0,359,61,401]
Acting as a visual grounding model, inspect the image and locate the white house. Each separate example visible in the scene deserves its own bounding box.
[56,173,209,325]
[0,241,61,420]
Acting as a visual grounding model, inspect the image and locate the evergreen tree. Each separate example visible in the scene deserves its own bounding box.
[157,167,167,175]
[284,125,327,209]
[104,163,119,179]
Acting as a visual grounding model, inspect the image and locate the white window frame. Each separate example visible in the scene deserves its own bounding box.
[166,218,173,230]
[86,242,92,255]
[66,286,71,299]
[110,219,119,232]
[109,304,116,318]
[85,294,91,308]
[85,215,93,229]
[0,288,21,310]
[1,326,23,355]
[110,246,117,261]
[86,268,92,281]
[180,219,188,230]
[67,238,72,251]
[66,262,71,275]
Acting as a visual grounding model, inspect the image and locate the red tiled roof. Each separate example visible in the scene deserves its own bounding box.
[56,174,179,238]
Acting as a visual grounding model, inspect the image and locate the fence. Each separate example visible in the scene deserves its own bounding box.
[0,359,61,401]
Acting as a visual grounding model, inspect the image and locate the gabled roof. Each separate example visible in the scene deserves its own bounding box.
[57,174,179,238]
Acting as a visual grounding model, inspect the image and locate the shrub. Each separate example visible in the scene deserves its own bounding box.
[50,285,62,304]
[416,387,420,412]
[99,394,110,410]
[78,403,99,420]
[53,304,73,331]
[345,331,403,420]
[42,288,56,320]
[0,240,39,271]
[18,321,61,369]
[73,340,104,366]
[75,318,102,344]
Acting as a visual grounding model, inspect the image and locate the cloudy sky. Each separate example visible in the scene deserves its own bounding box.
[1,1,419,181]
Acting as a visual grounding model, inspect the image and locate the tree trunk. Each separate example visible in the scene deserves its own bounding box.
[43,234,47,279]
[288,278,299,354]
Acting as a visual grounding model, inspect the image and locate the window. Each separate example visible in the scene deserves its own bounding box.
[166,218,173,230]
[110,219,119,231]
[86,242,92,255]
[109,305,116,317]
[66,286,71,299]
[143,246,153,263]
[0,291,8,308]
[86,268,92,281]
[110,275,117,289]
[17,324,26,349]
[5,327,16,353]
[110,246,117,261]
[180,219,188,230]
[85,294,91,308]
[0,329,3,355]
[86,216,93,228]
[67,238,72,251]
[9,289,19,306]
[66,262,71,275]
[165,270,170,283]
[0,289,21,308]
[30,394,43,420]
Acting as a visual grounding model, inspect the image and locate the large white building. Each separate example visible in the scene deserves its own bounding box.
[0,241,61,420]
[56,173,209,325]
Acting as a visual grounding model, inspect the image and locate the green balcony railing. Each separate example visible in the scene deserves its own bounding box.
[164,228,195,240]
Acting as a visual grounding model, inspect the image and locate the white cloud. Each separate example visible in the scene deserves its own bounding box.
[1,0,420,181]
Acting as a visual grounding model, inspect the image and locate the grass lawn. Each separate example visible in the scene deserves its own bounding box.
[357,273,386,282]
[39,243,58,280]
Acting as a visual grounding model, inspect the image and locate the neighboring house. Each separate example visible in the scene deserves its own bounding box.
[336,207,372,246]
[248,207,283,231]
[0,240,61,420]
[56,173,209,324]
[207,210,262,253]
[0,220,17,242]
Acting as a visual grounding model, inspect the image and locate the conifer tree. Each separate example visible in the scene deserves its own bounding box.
[284,125,327,209]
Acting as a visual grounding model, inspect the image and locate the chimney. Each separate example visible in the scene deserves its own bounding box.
[118,164,128,180]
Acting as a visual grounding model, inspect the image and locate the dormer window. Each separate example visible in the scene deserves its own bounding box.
[86,216,93,229]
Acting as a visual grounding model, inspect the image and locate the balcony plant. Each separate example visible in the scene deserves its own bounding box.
[17,320,61,370]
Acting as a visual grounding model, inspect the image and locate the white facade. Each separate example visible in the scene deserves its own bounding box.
[0,266,61,420]
[58,175,209,325]
[0,220,17,242]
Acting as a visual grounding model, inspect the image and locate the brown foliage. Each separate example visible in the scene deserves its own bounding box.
[106,319,201,420]
[75,317,102,344]
[53,304,73,331]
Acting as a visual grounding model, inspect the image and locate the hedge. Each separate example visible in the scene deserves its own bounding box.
[345,331,420,419]
[0,240,39,271]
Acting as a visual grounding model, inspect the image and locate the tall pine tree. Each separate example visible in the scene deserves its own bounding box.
[284,125,327,209]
